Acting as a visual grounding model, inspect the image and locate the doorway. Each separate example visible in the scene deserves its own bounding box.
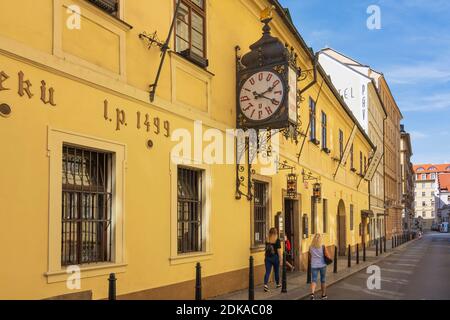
[284,198,299,269]
[337,200,346,256]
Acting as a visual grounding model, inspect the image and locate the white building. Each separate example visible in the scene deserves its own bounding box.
[413,164,450,229]
[318,48,387,243]
[437,173,450,224]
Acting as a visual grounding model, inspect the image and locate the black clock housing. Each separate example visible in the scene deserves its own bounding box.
[236,18,299,130]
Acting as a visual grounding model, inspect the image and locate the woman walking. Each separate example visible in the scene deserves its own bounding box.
[264,228,282,292]
[309,234,331,300]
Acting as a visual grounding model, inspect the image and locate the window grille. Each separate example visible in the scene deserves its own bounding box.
[62,145,113,266]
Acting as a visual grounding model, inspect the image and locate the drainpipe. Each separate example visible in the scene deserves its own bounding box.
[299,52,318,95]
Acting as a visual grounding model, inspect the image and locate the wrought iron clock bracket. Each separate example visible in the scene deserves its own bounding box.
[299,52,318,95]
[235,163,255,201]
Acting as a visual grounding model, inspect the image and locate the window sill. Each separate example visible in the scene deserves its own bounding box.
[82,0,133,31]
[169,252,213,265]
[45,262,127,284]
[250,245,265,254]
[309,139,320,147]
[171,51,214,77]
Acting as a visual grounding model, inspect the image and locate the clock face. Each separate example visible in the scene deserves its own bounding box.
[239,71,285,122]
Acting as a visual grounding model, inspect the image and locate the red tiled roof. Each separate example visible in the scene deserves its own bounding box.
[438,173,450,191]
[413,163,450,173]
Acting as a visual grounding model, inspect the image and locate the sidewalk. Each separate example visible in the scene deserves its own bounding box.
[212,238,417,300]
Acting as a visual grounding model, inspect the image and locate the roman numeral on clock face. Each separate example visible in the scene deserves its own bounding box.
[239,71,284,122]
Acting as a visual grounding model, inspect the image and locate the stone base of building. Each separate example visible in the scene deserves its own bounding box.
[117,265,267,300]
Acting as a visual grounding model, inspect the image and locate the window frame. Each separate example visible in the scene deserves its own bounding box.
[350,144,355,170]
[253,180,269,247]
[321,111,327,150]
[174,0,208,68]
[177,166,204,254]
[46,128,126,283]
[350,204,354,231]
[309,97,317,142]
[360,151,363,175]
[61,145,114,266]
[170,157,211,264]
[339,129,344,159]
[322,199,328,234]
[311,196,317,234]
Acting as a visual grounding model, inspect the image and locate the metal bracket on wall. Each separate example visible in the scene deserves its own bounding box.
[302,169,320,184]
[139,0,181,102]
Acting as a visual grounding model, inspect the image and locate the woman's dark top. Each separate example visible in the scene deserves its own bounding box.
[265,238,281,258]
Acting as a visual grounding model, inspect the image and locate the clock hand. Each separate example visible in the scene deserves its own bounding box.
[258,83,277,97]
[259,94,279,105]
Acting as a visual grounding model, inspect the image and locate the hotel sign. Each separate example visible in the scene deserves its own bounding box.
[364,148,383,181]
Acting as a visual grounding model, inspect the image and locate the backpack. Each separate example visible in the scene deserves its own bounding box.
[265,242,275,257]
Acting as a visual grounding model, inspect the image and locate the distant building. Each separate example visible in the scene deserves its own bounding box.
[318,48,388,244]
[436,173,450,225]
[400,125,414,231]
[413,164,450,230]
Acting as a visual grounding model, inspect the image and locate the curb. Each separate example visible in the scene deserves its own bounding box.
[271,238,419,301]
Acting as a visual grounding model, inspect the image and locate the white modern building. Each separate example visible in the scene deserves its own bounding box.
[318,48,387,243]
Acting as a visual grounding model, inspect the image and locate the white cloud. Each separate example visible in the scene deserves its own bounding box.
[409,131,428,139]
[401,93,450,112]
[385,64,450,85]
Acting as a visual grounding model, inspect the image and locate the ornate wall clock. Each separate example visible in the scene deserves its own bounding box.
[239,70,285,122]
[236,14,300,130]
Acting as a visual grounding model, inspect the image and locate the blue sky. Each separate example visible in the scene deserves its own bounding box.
[279,0,450,164]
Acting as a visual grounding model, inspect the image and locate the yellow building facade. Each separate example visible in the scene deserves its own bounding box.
[0,0,374,299]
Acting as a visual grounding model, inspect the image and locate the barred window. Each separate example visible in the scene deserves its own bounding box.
[339,129,344,159]
[350,204,354,231]
[321,111,327,149]
[87,0,119,16]
[350,144,354,169]
[322,199,328,233]
[309,98,316,141]
[311,196,317,234]
[360,151,363,175]
[253,181,268,246]
[62,145,113,266]
[177,167,203,254]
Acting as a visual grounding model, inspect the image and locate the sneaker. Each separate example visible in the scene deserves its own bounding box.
[264,285,269,292]
[310,294,315,300]
[276,284,282,289]
[321,295,328,300]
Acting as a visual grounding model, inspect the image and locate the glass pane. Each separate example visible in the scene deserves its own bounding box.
[191,11,204,34]
[191,0,204,9]
[176,37,189,52]
[191,29,204,51]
